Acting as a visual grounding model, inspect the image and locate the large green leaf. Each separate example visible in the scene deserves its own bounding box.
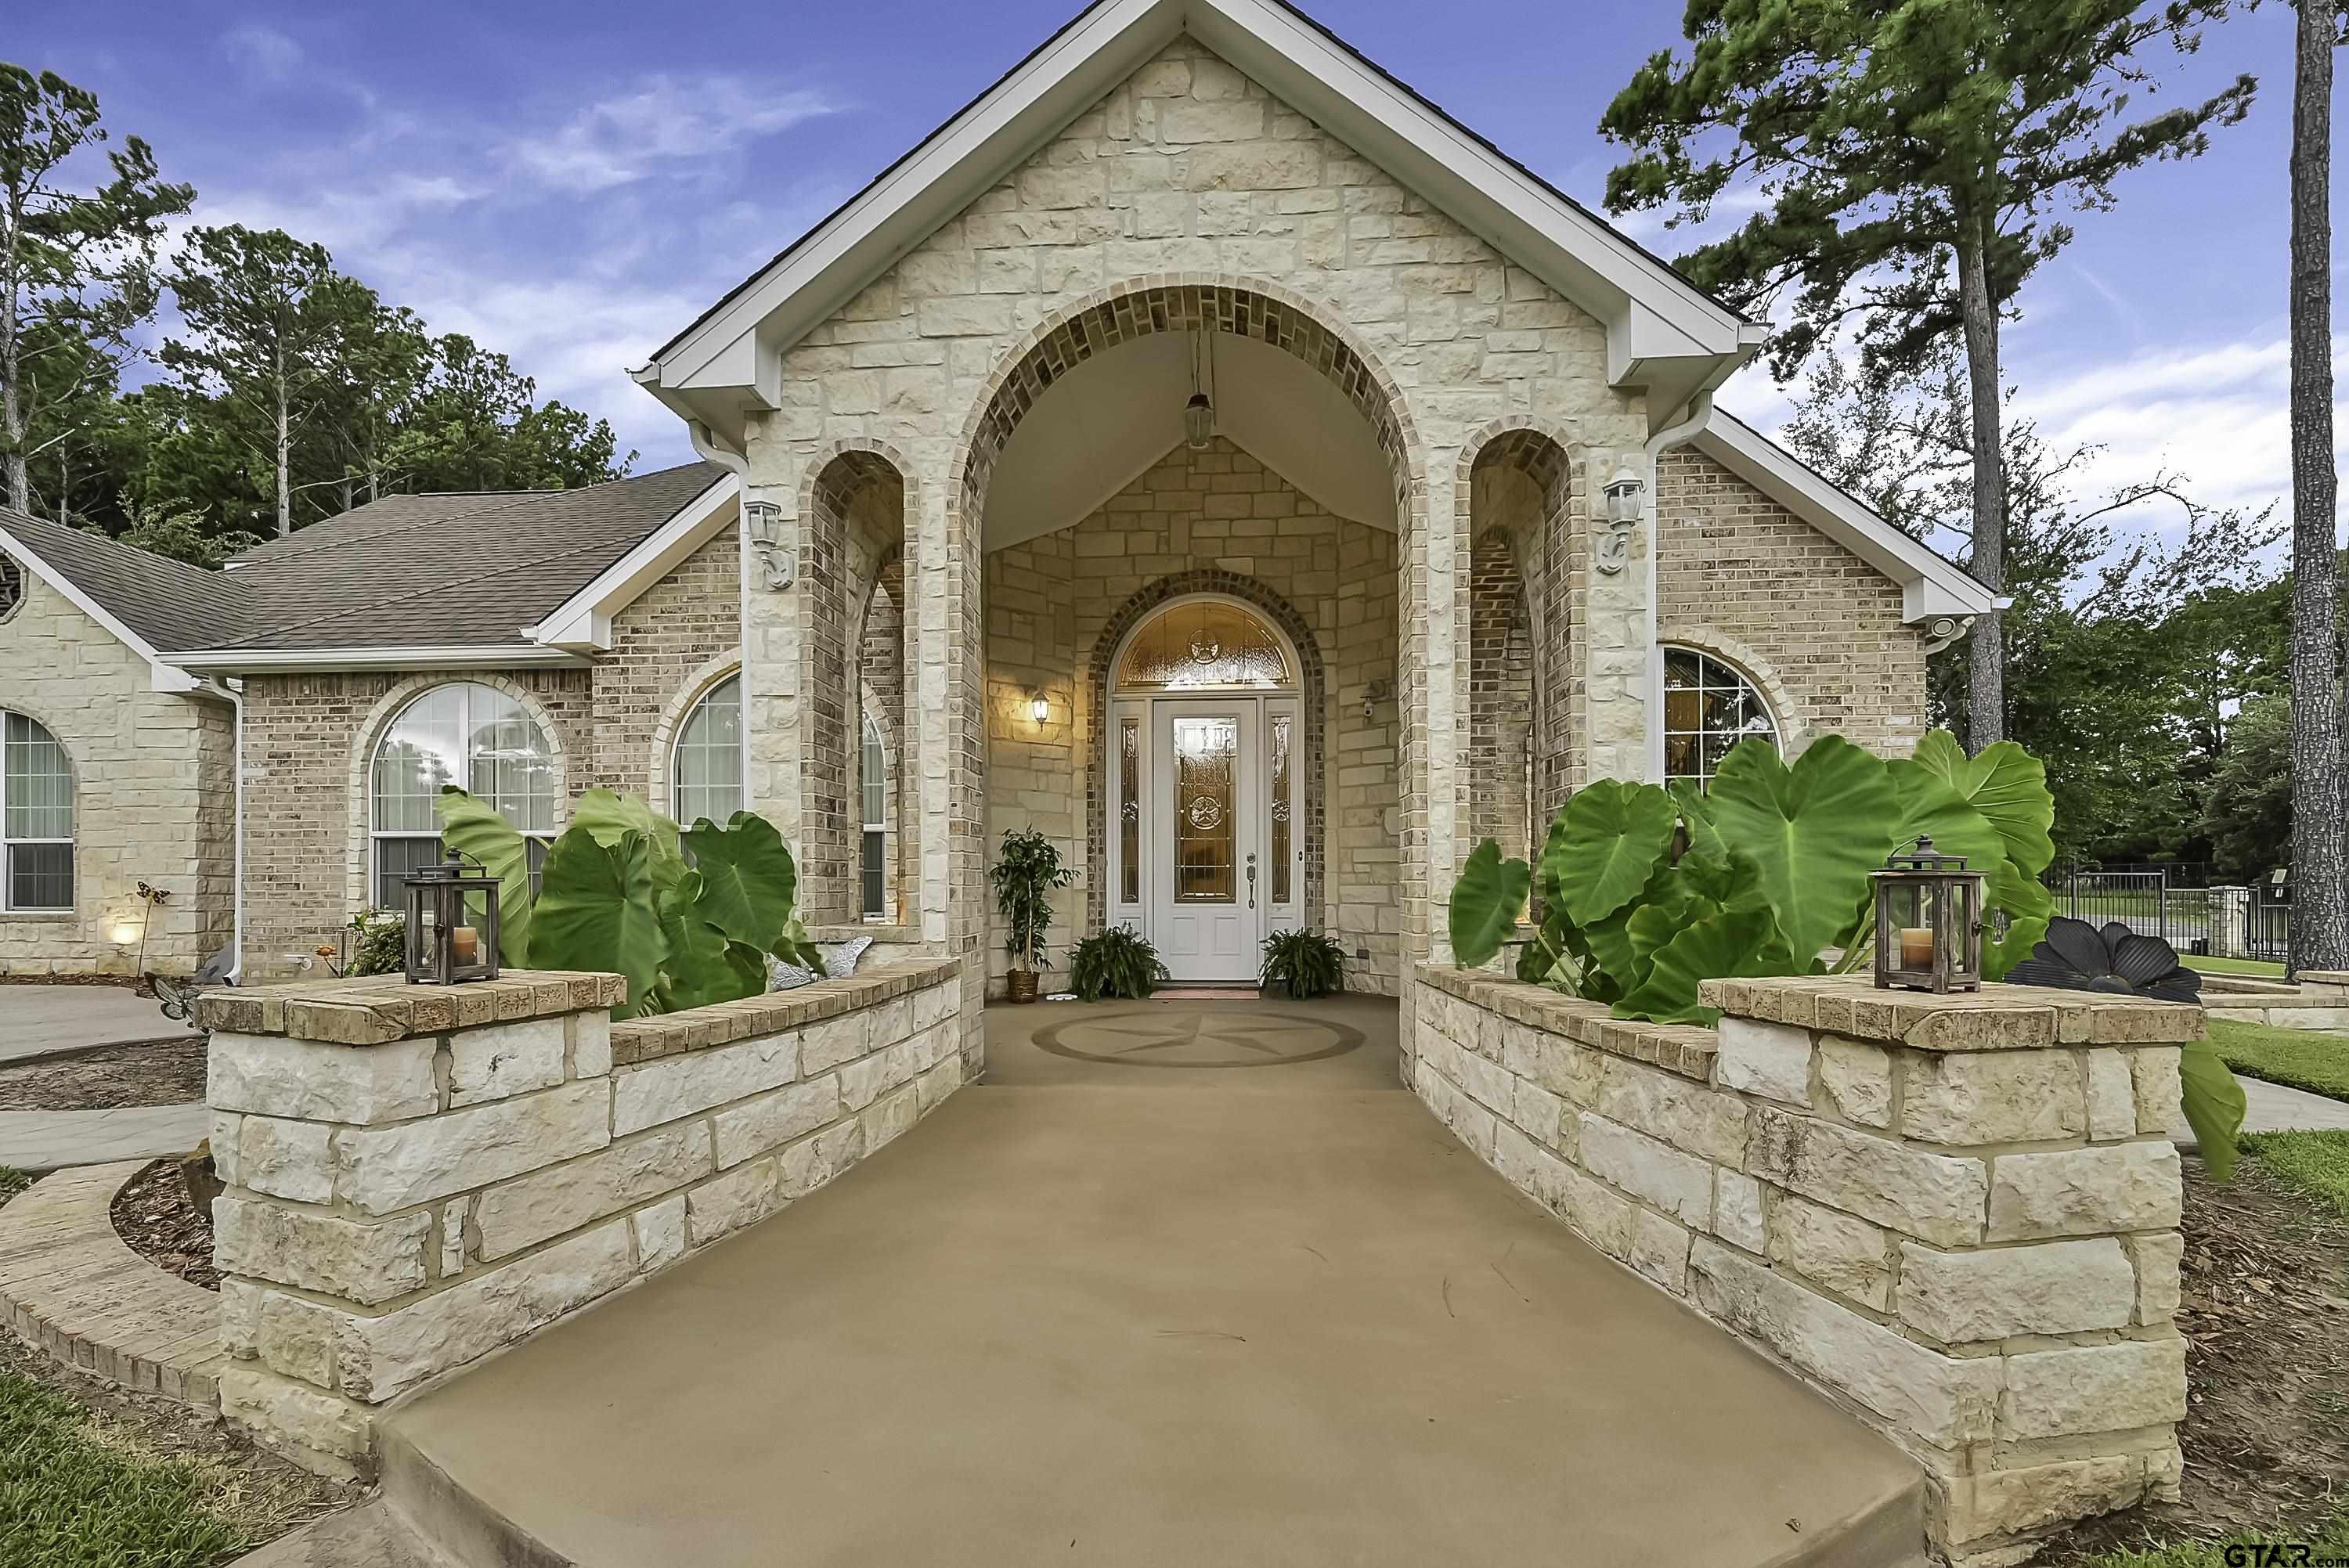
[569,788,684,888]
[529,828,669,1019]
[1909,730,2056,878]
[1554,780,1679,926]
[435,788,535,966]
[776,914,825,975]
[655,871,769,1012]
[1669,778,1724,861]
[1612,907,1784,1026]
[680,811,800,953]
[1982,914,2048,982]
[1449,839,1532,968]
[1705,735,1900,969]
[1532,809,1571,909]
[2181,1042,2247,1181]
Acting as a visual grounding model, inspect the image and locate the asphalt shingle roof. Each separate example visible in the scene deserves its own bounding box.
[0,463,724,658]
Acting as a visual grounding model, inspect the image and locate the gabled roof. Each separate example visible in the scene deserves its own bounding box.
[637,0,1767,445]
[0,507,251,690]
[1691,412,1997,624]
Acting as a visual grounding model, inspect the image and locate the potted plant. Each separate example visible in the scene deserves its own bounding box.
[1260,928,1346,1000]
[1070,925,1171,1000]
[990,827,1073,1003]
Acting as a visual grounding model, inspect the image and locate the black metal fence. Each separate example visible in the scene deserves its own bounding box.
[2048,867,2293,963]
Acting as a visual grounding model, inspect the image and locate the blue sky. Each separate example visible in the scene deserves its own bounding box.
[16,0,2322,545]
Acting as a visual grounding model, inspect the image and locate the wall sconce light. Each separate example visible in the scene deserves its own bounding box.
[1362,677,1392,723]
[1597,459,1646,576]
[1030,690,1051,726]
[743,497,794,590]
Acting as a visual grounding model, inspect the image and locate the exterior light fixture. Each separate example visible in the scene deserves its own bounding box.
[742,496,794,590]
[401,849,501,986]
[1030,690,1050,725]
[1183,330,1215,451]
[1870,834,1984,995]
[1597,459,1647,575]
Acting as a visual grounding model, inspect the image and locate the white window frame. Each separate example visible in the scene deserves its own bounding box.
[860,712,887,921]
[370,683,556,909]
[1660,646,1780,788]
[671,673,745,830]
[1,710,73,913]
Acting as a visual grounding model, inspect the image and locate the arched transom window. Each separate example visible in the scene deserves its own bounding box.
[1662,647,1778,786]
[1115,598,1294,692]
[673,674,743,828]
[2,711,72,910]
[371,683,555,906]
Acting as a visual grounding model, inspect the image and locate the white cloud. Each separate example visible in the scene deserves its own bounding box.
[221,24,302,85]
[504,75,842,193]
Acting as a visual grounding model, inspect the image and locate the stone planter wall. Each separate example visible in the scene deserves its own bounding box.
[1407,965,2196,1568]
[198,960,962,1480]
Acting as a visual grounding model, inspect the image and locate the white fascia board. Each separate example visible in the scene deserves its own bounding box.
[524,474,741,651]
[647,0,1757,407]
[1691,414,1997,623]
[167,645,592,675]
[0,521,201,692]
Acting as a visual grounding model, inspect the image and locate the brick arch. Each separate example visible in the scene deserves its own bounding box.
[1079,571,1327,935]
[1459,417,1582,824]
[1657,625,1809,758]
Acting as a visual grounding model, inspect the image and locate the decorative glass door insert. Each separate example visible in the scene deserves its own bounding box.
[1173,716,1239,903]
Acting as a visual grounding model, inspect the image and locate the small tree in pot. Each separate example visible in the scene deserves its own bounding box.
[990,827,1073,1003]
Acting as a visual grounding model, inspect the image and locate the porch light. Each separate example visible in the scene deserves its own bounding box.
[1030,690,1050,725]
[401,848,501,986]
[1870,835,1983,996]
[743,496,793,590]
[1604,460,1646,526]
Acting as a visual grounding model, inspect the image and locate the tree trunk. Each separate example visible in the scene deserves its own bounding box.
[1957,207,2005,752]
[2289,0,2349,974]
[0,279,24,517]
[274,350,292,538]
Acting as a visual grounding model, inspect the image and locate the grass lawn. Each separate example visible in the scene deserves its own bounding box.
[2183,953,2288,979]
[0,1369,254,1568]
[2206,1019,2349,1102]
[2242,1129,2349,1220]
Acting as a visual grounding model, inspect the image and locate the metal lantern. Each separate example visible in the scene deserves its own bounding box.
[1871,834,1984,994]
[401,849,501,986]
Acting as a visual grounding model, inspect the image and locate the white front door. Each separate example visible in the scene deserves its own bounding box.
[1151,701,1259,982]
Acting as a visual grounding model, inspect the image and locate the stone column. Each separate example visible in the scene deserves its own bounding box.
[199,971,626,1480]
[1582,445,1653,784]
[1698,977,2191,1566]
[2208,886,2249,959]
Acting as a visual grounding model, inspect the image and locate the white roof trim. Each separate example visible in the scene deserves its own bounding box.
[0,521,202,693]
[1690,413,1997,625]
[165,645,594,675]
[639,0,1759,427]
[522,474,741,651]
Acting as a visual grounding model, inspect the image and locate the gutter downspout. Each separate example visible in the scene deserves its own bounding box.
[202,676,246,981]
[1643,391,1715,782]
[689,420,755,810]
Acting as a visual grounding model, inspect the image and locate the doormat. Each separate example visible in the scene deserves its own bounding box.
[1150,987,1263,1000]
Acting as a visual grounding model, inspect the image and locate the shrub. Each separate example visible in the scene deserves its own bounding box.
[1069,925,1169,1001]
[345,910,406,977]
[1260,929,1345,999]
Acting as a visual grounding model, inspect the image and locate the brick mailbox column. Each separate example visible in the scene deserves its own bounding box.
[197,971,627,1480]
[1697,976,2192,1566]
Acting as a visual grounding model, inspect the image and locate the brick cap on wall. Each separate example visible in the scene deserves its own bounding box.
[610,957,962,1067]
[195,971,629,1044]
[1700,975,2206,1050]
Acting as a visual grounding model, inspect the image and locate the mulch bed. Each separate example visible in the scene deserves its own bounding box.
[110,1157,221,1292]
[0,1034,208,1112]
[2046,1151,2349,1560]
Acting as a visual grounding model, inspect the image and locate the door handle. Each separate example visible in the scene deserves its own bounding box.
[1246,853,1257,910]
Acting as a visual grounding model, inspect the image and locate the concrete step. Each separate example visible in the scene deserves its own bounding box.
[231,1498,456,1568]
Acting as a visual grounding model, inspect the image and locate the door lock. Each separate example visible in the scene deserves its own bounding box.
[1246,852,1257,910]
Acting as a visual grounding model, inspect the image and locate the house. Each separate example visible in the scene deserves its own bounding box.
[0,0,1993,997]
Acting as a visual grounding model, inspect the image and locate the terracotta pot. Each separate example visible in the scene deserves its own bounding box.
[1006,969,1041,1004]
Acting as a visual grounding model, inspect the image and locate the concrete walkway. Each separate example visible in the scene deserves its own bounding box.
[389,997,1921,1568]
[0,984,194,1065]
[0,1103,207,1172]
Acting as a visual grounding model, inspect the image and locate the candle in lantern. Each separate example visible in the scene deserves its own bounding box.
[450,925,479,966]
[1899,927,1934,968]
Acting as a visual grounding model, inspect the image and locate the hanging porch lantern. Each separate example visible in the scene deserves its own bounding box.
[402,849,501,986]
[1870,835,1983,994]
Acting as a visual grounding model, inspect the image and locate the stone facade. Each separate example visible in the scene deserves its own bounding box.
[201,961,961,1479]
[0,564,234,976]
[1407,968,2196,1566]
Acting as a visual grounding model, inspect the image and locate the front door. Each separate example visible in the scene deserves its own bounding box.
[1151,701,1259,982]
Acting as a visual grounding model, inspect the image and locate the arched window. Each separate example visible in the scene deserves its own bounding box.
[1662,647,1778,786]
[673,675,743,828]
[1114,598,1295,692]
[2,712,72,910]
[371,683,554,907]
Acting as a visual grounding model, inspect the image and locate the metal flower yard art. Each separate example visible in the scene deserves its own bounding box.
[2006,917,2203,1003]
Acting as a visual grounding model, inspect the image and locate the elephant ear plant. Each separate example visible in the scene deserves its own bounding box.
[990,827,1074,1000]
[1445,728,2244,1169]
[434,787,824,1021]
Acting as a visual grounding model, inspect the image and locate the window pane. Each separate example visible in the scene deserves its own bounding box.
[675,676,745,828]
[471,689,555,834]
[9,842,70,910]
[375,835,445,910]
[1269,713,1292,904]
[5,712,72,840]
[1117,600,1292,691]
[1118,716,1140,905]
[861,714,885,828]
[863,829,886,918]
[1658,648,1778,787]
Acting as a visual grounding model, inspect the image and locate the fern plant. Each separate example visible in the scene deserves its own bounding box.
[1260,928,1346,999]
[1069,925,1170,1001]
